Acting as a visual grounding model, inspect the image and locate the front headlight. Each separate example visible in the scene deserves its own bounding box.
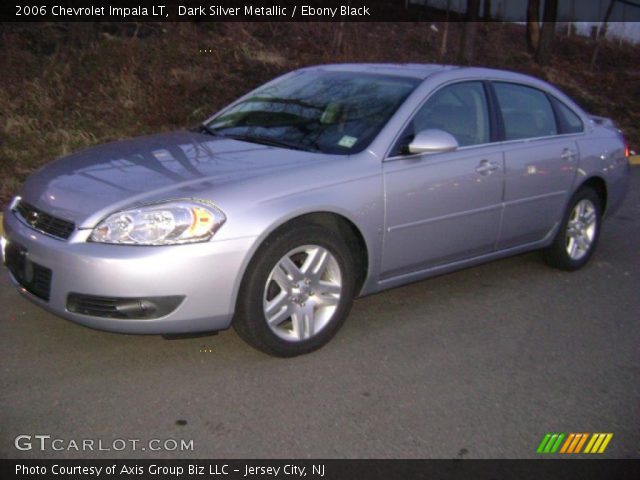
[89,200,226,245]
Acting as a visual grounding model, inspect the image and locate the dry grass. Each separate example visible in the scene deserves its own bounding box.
[1,22,638,205]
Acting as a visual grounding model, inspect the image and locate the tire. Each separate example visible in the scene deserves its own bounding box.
[543,186,602,271]
[233,223,356,357]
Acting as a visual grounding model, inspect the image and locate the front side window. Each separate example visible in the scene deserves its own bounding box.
[206,71,419,155]
[393,81,490,155]
[493,82,558,140]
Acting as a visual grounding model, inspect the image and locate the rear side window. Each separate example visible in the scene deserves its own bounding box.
[550,97,584,134]
[493,82,558,140]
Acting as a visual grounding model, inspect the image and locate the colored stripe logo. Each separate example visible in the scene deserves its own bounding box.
[537,433,613,454]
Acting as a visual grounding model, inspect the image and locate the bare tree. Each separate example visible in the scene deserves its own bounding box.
[535,0,559,66]
[439,0,451,61]
[332,21,346,54]
[484,0,492,20]
[526,0,541,53]
[567,0,576,36]
[458,0,481,65]
[590,0,617,70]
[67,23,98,49]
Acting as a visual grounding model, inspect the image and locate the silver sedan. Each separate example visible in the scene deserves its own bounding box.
[2,64,630,356]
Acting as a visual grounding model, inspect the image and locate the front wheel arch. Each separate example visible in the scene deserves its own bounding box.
[233,211,370,312]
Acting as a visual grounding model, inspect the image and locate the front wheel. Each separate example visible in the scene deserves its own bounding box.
[233,224,356,357]
[544,187,602,271]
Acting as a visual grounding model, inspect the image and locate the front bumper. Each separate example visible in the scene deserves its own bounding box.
[2,207,256,334]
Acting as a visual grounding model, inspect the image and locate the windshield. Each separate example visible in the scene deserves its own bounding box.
[205,70,420,154]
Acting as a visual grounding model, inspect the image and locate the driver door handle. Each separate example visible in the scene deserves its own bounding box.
[475,160,500,175]
[561,148,577,161]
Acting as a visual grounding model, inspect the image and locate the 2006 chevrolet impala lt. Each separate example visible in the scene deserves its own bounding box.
[2,64,630,356]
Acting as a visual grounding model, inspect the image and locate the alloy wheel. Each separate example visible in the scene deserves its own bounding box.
[263,245,342,342]
[565,199,597,261]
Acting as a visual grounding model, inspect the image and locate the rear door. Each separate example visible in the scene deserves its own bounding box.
[491,82,579,249]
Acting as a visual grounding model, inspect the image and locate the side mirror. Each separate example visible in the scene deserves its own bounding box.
[408,129,459,155]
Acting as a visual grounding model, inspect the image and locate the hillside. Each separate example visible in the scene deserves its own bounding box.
[1,22,638,204]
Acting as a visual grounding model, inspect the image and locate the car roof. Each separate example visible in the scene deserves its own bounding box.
[305,63,459,79]
[302,63,545,85]
[295,63,586,121]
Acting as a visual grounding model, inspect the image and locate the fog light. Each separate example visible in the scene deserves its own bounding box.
[67,294,184,319]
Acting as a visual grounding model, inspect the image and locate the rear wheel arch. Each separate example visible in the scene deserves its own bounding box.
[544,185,602,271]
[576,176,607,213]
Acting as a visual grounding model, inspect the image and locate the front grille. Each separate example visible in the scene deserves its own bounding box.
[14,201,75,240]
[5,242,52,301]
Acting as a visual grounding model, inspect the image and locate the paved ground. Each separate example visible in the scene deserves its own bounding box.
[1,170,639,460]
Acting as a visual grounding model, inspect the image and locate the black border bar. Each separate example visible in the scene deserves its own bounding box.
[3,0,640,22]
[3,459,640,480]
[7,1,413,22]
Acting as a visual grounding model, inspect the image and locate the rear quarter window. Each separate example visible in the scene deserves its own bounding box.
[550,97,584,134]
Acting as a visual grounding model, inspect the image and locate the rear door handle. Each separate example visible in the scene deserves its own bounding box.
[475,160,500,175]
[561,148,577,161]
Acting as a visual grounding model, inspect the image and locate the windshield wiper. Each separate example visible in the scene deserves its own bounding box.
[221,133,318,152]
[197,124,220,137]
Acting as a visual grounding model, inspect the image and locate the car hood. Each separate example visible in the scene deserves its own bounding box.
[19,131,326,229]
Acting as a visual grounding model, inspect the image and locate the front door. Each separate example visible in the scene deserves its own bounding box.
[381,81,504,278]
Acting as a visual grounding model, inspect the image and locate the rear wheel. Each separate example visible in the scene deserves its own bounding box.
[234,224,356,357]
[544,187,602,271]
